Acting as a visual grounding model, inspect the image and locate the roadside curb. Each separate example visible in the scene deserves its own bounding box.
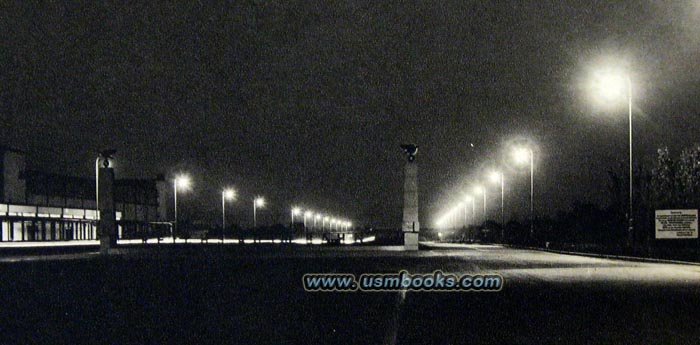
[507,244,700,266]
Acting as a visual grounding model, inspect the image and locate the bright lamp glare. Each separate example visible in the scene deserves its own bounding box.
[489,171,501,183]
[473,186,483,194]
[304,211,313,217]
[513,148,530,165]
[175,175,191,189]
[223,189,236,200]
[292,207,301,216]
[255,197,265,207]
[593,72,627,101]
[464,195,472,202]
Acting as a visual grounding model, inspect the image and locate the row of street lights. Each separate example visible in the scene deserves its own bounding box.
[290,207,352,232]
[435,145,535,238]
[435,61,636,244]
[97,167,357,243]
[172,174,266,242]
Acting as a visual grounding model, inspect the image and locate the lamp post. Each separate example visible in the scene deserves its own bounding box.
[592,69,634,246]
[303,210,313,230]
[314,214,321,231]
[513,147,534,238]
[473,186,485,223]
[222,189,236,243]
[291,207,301,228]
[464,195,474,226]
[173,175,191,243]
[489,171,505,227]
[253,197,265,229]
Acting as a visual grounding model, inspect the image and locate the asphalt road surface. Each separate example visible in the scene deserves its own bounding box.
[1,243,699,344]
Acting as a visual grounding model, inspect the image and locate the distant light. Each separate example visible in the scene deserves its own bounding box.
[292,207,301,216]
[473,186,483,194]
[314,214,322,220]
[489,171,501,183]
[513,147,530,165]
[464,195,473,202]
[592,69,627,102]
[175,175,191,189]
[304,210,313,217]
[223,189,236,200]
[255,197,265,207]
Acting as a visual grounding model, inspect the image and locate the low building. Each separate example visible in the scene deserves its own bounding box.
[0,146,169,241]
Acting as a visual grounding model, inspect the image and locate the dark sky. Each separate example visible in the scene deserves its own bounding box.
[1,1,699,228]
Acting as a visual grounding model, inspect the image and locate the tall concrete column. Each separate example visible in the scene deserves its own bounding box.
[99,167,117,254]
[401,144,420,250]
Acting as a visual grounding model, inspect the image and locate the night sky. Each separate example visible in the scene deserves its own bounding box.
[1,1,699,228]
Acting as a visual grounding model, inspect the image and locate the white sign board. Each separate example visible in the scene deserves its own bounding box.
[655,209,698,239]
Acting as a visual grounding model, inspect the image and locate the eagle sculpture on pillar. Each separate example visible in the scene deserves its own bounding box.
[400,144,418,162]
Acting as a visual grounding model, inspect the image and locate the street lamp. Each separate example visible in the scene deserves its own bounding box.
[222,189,236,243]
[253,197,265,229]
[513,146,534,238]
[464,195,475,227]
[173,175,191,243]
[489,171,505,228]
[314,214,321,231]
[323,216,329,231]
[592,68,635,246]
[303,210,313,230]
[473,186,486,223]
[291,207,301,227]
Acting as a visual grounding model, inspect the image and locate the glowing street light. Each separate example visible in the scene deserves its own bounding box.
[222,188,236,242]
[173,175,191,243]
[291,207,301,226]
[513,146,534,237]
[489,171,505,228]
[303,210,313,229]
[314,214,321,231]
[464,195,475,227]
[591,67,635,246]
[253,197,265,229]
[473,185,486,223]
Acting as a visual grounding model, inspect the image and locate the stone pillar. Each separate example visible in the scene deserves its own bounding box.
[99,167,117,254]
[401,144,420,250]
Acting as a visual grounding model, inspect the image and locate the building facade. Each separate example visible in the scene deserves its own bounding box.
[0,147,169,241]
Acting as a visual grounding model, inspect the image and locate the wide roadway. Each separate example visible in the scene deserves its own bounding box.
[0,243,699,344]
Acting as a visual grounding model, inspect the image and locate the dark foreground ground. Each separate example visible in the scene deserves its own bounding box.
[1,243,699,344]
